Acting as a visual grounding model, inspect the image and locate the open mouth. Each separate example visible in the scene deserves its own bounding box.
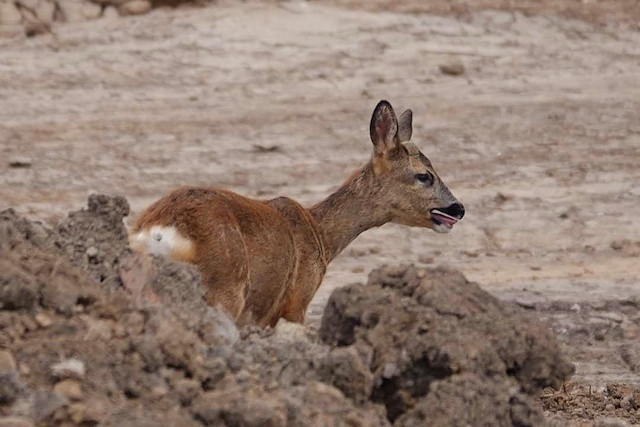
[430,209,460,229]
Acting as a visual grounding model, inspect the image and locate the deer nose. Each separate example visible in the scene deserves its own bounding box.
[441,202,465,219]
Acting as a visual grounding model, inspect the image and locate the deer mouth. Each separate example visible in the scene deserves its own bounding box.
[430,209,459,230]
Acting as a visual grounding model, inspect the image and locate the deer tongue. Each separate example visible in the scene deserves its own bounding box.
[430,209,459,227]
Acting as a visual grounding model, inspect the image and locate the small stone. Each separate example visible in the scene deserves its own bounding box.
[19,363,30,376]
[605,403,616,412]
[382,362,397,379]
[384,265,407,278]
[68,402,105,424]
[0,351,17,373]
[55,0,83,22]
[611,240,626,251]
[118,0,151,16]
[439,60,465,76]
[68,404,85,425]
[82,316,112,340]
[51,358,85,380]
[85,246,98,258]
[24,19,50,36]
[8,157,31,168]
[101,5,118,20]
[34,0,55,23]
[150,385,168,398]
[0,372,22,405]
[35,313,53,328]
[56,0,99,22]
[54,379,82,401]
[0,417,35,427]
[33,389,68,422]
[273,319,307,342]
[0,1,23,25]
[418,255,434,264]
[81,1,101,20]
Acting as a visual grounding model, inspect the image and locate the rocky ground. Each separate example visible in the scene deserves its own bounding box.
[1,0,639,425]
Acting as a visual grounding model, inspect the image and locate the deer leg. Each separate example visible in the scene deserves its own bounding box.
[279,293,308,324]
[202,271,247,320]
[196,222,250,321]
[281,309,306,324]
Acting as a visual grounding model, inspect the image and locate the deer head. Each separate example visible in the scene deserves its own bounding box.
[369,100,464,233]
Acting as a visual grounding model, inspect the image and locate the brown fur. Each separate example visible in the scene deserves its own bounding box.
[130,101,464,327]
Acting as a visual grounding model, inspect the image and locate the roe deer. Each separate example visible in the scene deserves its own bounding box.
[129,100,464,327]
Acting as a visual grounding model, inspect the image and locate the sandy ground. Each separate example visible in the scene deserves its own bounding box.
[1,0,640,394]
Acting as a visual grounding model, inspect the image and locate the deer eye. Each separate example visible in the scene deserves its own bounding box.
[415,173,434,186]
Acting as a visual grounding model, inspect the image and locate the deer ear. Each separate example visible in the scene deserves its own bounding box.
[370,100,399,156]
[397,109,412,142]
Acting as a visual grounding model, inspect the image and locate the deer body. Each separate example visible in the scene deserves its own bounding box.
[130,101,465,327]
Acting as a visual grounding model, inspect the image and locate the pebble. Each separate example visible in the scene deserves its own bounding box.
[35,313,53,328]
[51,358,86,380]
[81,1,101,19]
[19,363,30,376]
[8,157,32,168]
[102,5,119,20]
[69,401,105,424]
[118,0,151,16]
[150,385,168,398]
[34,0,55,23]
[0,351,17,373]
[54,379,83,401]
[439,61,465,76]
[68,404,85,425]
[418,255,434,264]
[274,319,307,342]
[0,2,22,26]
[85,246,98,258]
[33,389,68,422]
[382,362,397,379]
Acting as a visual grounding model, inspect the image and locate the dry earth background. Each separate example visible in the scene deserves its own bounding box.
[1,0,640,425]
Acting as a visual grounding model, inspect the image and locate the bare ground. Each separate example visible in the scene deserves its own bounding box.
[1,0,640,424]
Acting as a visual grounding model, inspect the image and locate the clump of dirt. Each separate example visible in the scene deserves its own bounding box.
[0,208,55,252]
[0,194,576,426]
[542,383,640,424]
[320,265,575,425]
[56,194,130,288]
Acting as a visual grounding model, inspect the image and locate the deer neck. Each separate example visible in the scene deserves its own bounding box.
[309,164,390,262]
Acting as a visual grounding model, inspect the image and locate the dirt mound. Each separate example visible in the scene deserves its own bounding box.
[0,195,575,426]
[320,265,575,425]
[0,196,238,425]
[56,194,130,287]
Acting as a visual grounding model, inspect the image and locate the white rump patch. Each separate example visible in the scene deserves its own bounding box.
[130,226,194,259]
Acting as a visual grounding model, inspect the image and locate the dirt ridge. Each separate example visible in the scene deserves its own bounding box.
[0,194,578,426]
